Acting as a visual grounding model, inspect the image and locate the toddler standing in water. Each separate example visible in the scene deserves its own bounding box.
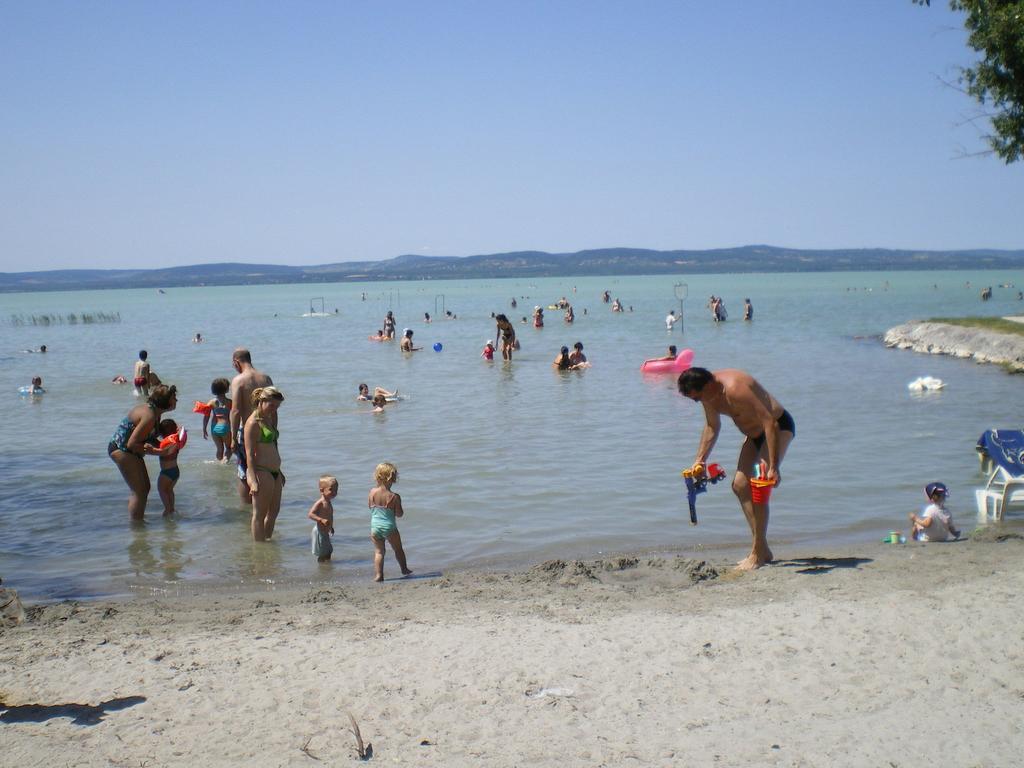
[368,462,412,581]
[156,418,183,516]
[309,476,338,562]
[201,378,233,462]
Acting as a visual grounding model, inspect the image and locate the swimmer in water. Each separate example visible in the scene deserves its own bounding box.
[358,384,397,402]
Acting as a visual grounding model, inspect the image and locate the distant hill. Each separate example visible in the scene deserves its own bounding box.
[2,245,1023,292]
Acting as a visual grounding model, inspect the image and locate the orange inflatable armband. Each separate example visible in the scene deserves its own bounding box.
[159,427,188,452]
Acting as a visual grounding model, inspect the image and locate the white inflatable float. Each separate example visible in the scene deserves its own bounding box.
[907,376,945,392]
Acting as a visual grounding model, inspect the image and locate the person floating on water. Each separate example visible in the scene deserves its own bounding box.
[358,384,397,401]
[678,367,795,570]
[21,376,46,395]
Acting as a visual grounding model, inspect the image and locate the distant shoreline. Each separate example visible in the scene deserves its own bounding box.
[3,244,1024,292]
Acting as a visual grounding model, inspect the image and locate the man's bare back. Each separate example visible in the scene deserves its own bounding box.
[229,349,273,447]
[696,369,784,439]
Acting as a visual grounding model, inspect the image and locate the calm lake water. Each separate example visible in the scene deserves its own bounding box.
[2,270,1023,601]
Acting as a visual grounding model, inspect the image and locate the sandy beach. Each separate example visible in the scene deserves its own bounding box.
[3,533,1023,767]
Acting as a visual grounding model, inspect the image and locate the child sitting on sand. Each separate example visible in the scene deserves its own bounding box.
[368,462,412,582]
[201,378,233,462]
[908,482,961,541]
[308,475,338,563]
[156,419,183,516]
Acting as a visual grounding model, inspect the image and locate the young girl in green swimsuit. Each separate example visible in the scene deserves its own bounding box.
[368,462,412,582]
[244,386,285,541]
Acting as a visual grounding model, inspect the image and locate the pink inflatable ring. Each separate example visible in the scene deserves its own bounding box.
[640,348,694,374]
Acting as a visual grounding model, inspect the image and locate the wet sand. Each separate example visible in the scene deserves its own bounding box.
[3,533,1023,767]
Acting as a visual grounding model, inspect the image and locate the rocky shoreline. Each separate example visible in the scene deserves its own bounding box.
[884,320,1024,372]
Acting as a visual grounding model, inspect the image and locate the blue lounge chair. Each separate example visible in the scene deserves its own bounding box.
[975,429,1024,520]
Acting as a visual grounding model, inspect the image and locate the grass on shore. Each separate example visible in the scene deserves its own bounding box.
[927,317,1024,338]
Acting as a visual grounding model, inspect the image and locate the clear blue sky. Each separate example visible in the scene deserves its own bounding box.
[2,1,1021,272]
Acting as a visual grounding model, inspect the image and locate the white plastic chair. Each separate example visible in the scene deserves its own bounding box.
[975,429,1024,521]
[975,468,1024,521]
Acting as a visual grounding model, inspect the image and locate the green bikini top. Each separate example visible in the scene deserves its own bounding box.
[256,419,279,444]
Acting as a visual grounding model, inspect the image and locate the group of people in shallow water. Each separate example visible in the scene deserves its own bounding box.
[108,348,414,580]
[106,290,789,577]
[707,295,753,322]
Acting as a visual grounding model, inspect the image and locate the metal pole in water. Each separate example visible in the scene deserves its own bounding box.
[673,282,688,333]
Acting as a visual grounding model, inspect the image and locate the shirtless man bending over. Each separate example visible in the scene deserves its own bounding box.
[678,367,795,570]
[229,348,274,503]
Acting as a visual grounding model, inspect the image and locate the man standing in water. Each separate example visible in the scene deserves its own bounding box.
[133,350,152,397]
[677,367,795,570]
[229,348,274,503]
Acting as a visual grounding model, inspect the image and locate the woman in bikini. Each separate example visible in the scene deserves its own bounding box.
[108,384,178,520]
[495,314,516,361]
[244,386,285,541]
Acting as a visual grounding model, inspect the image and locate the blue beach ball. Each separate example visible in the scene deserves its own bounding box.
[433,342,443,352]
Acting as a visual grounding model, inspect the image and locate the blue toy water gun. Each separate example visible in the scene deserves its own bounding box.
[680,463,727,525]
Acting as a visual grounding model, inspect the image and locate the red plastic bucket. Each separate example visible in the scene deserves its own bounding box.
[750,478,775,504]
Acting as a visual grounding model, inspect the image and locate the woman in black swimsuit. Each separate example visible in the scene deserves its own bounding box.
[495,314,516,361]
